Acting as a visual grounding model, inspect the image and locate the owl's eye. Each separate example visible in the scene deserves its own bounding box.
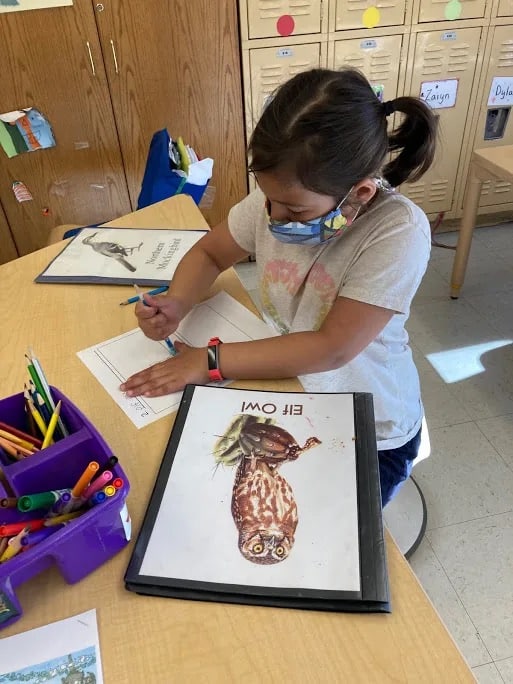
[252,543,264,554]
[275,545,285,556]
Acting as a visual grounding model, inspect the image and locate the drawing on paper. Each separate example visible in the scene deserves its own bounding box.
[214,414,321,565]
[81,233,143,273]
[0,646,98,684]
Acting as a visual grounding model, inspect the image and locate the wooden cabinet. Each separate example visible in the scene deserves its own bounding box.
[0,200,18,265]
[0,1,131,256]
[0,0,247,257]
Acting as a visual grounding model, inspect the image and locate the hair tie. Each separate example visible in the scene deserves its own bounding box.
[383,100,396,117]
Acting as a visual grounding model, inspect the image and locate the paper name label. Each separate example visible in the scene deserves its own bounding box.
[276,48,293,58]
[488,77,513,106]
[420,79,458,109]
[442,30,457,40]
[360,39,377,49]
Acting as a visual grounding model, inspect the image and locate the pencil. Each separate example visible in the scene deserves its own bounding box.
[29,350,69,437]
[0,421,42,448]
[119,285,168,305]
[25,393,48,439]
[41,400,61,449]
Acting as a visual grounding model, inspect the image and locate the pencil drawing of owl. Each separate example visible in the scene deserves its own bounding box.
[213,414,321,565]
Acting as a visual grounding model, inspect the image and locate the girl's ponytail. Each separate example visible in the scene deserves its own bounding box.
[383,97,438,188]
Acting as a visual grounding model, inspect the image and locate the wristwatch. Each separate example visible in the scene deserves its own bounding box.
[207,337,224,382]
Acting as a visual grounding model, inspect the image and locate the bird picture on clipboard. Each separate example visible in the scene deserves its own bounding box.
[81,232,143,272]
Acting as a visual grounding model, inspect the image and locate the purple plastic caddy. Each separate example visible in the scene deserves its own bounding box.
[0,387,130,629]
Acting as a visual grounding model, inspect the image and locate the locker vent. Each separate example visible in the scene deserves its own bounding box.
[480,180,492,197]
[420,42,472,76]
[344,0,399,11]
[497,40,513,69]
[405,180,449,204]
[256,0,313,18]
[337,49,395,82]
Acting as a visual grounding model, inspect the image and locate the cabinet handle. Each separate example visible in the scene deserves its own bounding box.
[86,41,96,76]
[110,39,119,74]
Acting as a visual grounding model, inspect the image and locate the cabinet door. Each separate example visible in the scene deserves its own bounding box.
[0,1,130,256]
[333,35,403,100]
[336,0,406,30]
[248,44,322,131]
[472,25,513,207]
[498,0,513,15]
[94,0,247,227]
[0,200,18,265]
[418,0,485,22]
[246,0,322,38]
[403,28,481,214]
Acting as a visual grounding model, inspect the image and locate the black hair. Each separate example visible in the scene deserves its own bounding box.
[248,67,438,196]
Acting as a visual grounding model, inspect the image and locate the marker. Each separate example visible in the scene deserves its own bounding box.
[133,284,176,356]
[0,497,18,509]
[119,285,169,305]
[81,470,112,500]
[103,484,116,497]
[0,519,45,537]
[41,400,61,449]
[91,456,118,482]
[17,489,71,513]
[49,491,72,516]
[71,461,100,497]
[112,477,124,490]
[88,491,107,507]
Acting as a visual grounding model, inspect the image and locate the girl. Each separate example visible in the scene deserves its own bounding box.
[121,67,438,506]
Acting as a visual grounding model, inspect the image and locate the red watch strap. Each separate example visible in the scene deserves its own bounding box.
[207,337,224,382]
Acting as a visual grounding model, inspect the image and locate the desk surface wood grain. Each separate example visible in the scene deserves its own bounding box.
[0,195,473,682]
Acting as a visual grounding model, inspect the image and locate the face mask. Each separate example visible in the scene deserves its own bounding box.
[266,188,359,246]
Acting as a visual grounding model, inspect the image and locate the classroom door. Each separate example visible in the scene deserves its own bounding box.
[403,27,482,215]
[0,200,18,265]
[0,1,131,255]
[93,0,248,227]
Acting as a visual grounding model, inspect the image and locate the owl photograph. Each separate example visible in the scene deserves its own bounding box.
[138,386,361,594]
[213,414,321,565]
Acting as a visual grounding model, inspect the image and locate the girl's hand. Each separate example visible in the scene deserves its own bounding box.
[135,293,186,341]
[120,342,209,397]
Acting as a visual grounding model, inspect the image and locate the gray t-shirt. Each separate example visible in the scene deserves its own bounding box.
[228,187,431,450]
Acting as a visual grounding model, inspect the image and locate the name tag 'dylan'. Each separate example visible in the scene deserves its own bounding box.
[488,77,513,106]
[420,79,459,109]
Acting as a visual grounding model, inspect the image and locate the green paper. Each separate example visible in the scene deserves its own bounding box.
[445,0,462,20]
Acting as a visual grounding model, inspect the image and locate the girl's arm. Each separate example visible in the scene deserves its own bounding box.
[121,296,394,397]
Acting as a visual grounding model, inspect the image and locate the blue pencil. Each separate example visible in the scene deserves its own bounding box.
[133,284,177,357]
[119,285,169,306]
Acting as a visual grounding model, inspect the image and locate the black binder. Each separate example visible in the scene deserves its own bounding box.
[125,385,390,613]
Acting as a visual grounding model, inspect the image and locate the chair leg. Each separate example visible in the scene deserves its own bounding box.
[383,476,427,559]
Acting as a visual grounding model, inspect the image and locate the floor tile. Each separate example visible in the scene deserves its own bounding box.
[466,290,513,338]
[428,513,513,661]
[413,422,513,528]
[495,657,513,682]
[472,663,504,683]
[477,415,513,470]
[409,538,491,667]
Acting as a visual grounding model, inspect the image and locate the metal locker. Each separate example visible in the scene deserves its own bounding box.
[498,0,513,18]
[246,0,322,39]
[403,28,481,214]
[335,0,406,31]
[333,35,404,100]
[248,43,322,129]
[418,0,485,23]
[471,25,513,207]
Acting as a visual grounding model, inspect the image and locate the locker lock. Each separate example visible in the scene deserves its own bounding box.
[484,107,511,141]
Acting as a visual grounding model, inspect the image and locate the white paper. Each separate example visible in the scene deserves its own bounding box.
[77,291,277,428]
[420,78,459,109]
[186,158,213,186]
[0,0,72,13]
[0,609,103,683]
[488,76,513,107]
[139,387,360,593]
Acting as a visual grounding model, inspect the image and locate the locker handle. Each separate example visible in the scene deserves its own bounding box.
[110,39,119,74]
[86,41,96,77]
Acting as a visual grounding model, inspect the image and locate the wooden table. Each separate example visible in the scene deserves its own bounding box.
[451,146,513,298]
[0,195,474,682]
